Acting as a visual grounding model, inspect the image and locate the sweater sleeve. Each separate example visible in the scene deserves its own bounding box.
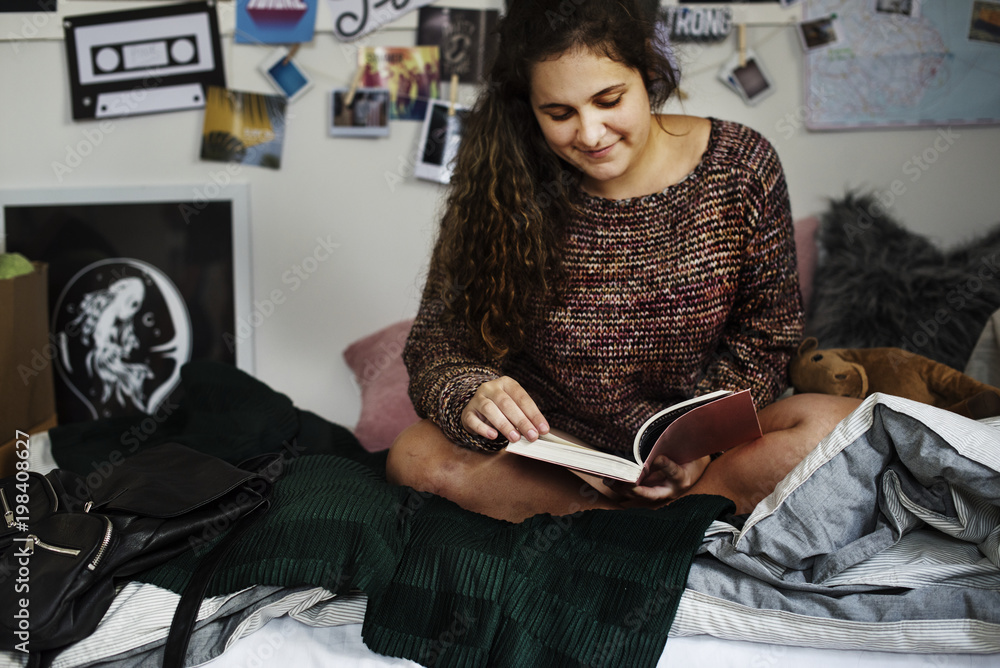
[694,142,804,408]
[403,264,506,452]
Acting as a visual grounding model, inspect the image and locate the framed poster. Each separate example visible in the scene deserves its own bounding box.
[0,184,252,425]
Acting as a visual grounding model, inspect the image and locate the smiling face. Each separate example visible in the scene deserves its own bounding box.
[529,47,663,199]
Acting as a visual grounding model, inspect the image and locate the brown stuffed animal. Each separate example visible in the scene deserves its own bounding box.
[790,337,1000,420]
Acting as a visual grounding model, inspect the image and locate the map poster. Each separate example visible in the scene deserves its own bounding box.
[803,0,1000,130]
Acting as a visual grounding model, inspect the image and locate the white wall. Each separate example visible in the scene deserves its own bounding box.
[2,1,999,431]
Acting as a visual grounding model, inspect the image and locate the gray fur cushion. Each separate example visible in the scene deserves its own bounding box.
[805,194,1000,371]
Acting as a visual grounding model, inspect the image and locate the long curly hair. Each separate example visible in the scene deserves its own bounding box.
[431,0,679,359]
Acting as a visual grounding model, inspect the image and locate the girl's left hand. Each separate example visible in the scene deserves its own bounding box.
[604,454,711,503]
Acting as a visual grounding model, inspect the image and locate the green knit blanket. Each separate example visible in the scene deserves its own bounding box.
[50,362,731,668]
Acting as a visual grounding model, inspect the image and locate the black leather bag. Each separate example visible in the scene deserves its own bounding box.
[0,442,273,665]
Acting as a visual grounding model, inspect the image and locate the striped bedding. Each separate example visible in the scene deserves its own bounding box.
[678,393,1000,653]
[9,394,1000,667]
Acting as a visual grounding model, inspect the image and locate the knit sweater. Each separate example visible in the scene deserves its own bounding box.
[405,118,804,454]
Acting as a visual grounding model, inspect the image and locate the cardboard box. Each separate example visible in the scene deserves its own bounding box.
[0,262,57,475]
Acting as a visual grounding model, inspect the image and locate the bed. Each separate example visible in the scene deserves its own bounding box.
[5,195,1000,667]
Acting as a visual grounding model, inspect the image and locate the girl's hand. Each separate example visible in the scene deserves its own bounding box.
[461,376,550,443]
[604,454,711,504]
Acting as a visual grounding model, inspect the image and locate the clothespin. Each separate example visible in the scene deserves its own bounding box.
[738,24,746,67]
[448,73,459,116]
[282,43,301,66]
[344,48,363,106]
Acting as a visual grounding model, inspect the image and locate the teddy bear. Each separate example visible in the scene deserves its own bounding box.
[789,337,1000,420]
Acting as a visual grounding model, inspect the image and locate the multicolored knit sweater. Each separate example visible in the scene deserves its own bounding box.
[405,118,804,454]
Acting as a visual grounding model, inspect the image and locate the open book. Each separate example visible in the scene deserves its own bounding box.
[505,389,762,483]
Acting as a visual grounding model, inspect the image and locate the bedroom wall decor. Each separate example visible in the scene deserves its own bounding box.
[200,86,288,169]
[62,1,226,121]
[235,0,318,44]
[414,98,469,184]
[0,184,252,425]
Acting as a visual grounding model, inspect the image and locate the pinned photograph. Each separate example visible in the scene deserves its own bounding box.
[796,14,842,51]
[330,88,390,138]
[236,0,318,44]
[969,1,1000,45]
[259,48,314,103]
[200,87,287,169]
[717,49,775,107]
[359,46,440,121]
[874,0,920,17]
[416,6,500,84]
[415,99,469,184]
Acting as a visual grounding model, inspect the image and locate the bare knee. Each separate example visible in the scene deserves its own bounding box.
[758,393,862,435]
[386,419,468,497]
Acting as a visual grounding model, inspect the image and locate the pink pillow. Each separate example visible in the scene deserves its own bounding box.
[794,216,820,312]
[343,319,420,452]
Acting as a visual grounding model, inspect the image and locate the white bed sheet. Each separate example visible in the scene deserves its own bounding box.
[208,615,998,668]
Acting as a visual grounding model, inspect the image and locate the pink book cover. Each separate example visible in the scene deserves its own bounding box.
[638,390,761,481]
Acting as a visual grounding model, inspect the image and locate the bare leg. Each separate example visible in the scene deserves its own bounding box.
[387,394,863,522]
[679,393,862,514]
[386,419,622,523]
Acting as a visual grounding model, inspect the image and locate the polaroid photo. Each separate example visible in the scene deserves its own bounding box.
[969,1,1000,46]
[259,48,314,103]
[415,99,470,184]
[717,49,775,107]
[797,15,843,51]
[874,0,921,18]
[330,88,391,138]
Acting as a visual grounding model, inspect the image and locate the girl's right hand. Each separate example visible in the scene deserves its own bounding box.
[462,376,550,443]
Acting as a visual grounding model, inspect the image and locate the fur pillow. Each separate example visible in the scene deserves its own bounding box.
[806,194,1000,371]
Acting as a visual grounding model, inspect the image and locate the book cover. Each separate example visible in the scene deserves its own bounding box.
[200,87,287,170]
[359,46,440,121]
[416,7,499,84]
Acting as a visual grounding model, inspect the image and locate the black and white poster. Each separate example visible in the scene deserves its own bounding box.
[62,1,226,120]
[416,6,499,83]
[0,186,252,425]
[0,0,55,13]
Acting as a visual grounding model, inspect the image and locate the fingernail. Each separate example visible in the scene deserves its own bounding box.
[509,430,520,442]
[527,429,538,440]
[539,422,549,433]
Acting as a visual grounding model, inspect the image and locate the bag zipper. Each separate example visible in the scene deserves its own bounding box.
[24,534,81,557]
[19,516,113,569]
[1,489,13,529]
[2,475,59,529]
[87,516,114,571]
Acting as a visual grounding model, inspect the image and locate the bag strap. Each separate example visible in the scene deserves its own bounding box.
[161,497,271,668]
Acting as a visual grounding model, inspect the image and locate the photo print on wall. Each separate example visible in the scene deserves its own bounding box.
[358,46,440,120]
[200,86,288,169]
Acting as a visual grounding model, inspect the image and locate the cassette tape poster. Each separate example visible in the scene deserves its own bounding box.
[63,1,225,121]
[235,0,318,44]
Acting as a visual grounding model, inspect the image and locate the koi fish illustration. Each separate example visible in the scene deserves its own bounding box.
[68,276,154,410]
